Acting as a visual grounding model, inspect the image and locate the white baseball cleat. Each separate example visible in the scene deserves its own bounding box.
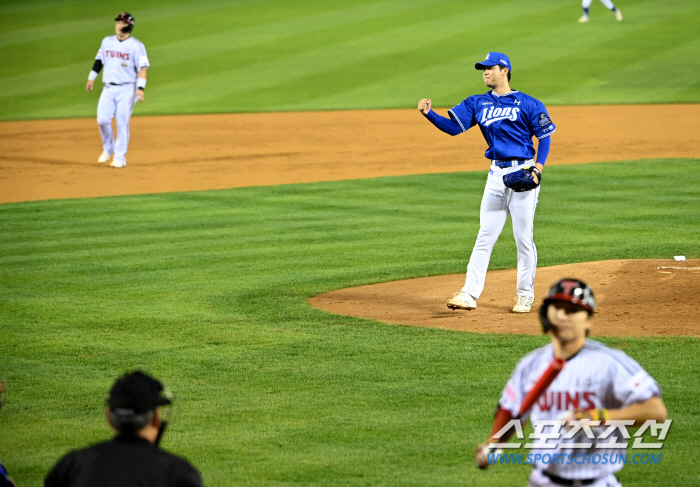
[98,152,112,163]
[512,296,535,313]
[447,291,477,310]
[578,15,589,23]
[615,10,623,21]
[109,159,126,168]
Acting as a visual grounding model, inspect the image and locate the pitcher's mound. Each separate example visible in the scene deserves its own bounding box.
[309,259,700,337]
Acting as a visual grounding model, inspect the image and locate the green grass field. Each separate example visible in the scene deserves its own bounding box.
[1,0,700,120]
[2,160,700,486]
[2,0,700,485]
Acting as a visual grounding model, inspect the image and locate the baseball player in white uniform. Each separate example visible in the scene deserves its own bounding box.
[419,52,554,313]
[579,0,623,23]
[85,12,149,168]
[476,279,668,486]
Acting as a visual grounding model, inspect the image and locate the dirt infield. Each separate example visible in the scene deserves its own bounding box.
[309,259,700,337]
[1,105,698,336]
[1,104,699,204]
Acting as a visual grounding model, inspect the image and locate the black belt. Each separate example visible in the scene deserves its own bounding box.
[492,159,529,168]
[542,471,597,486]
[107,82,131,86]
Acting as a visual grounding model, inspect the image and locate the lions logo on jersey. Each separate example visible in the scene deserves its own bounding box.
[538,113,552,127]
[480,106,520,126]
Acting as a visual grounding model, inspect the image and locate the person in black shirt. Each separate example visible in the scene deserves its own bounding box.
[45,370,202,487]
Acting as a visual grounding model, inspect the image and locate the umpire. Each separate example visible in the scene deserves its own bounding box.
[45,370,202,487]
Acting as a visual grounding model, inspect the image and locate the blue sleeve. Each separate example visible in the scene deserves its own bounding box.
[535,135,550,165]
[423,110,462,136]
[527,98,556,139]
[447,97,477,132]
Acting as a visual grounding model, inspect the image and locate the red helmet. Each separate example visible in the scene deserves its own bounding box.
[539,278,596,333]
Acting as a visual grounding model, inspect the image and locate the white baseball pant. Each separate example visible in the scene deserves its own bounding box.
[462,161,539,299]
[582,0,616,9]
[97,83,137,165]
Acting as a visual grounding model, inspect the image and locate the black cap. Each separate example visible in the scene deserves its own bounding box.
[108,371,171,415]
[115,12,135,25]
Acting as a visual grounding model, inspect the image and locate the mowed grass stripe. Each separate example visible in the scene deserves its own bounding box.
[0,2,464,118]
[1,160,699,486]
[3,0,700,118]
[148,0,453,67]
[2,159,699,295]
[547,24,700,103]
[524,0,700,103]
[139,0,557,112]
[0,0,241,85]
[0,0,240,49]
[0,0,447,99]
[278,0,700,110]
[2,160,698,270]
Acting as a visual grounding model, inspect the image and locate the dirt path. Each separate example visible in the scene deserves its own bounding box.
[1,105,699,204]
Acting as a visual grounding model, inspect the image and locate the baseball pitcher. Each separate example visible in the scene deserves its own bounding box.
[419,52,554,313]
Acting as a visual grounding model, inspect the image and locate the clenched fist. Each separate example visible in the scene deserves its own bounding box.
[417,98,432,115]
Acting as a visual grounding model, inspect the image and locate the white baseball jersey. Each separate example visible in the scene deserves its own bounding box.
[95,35,149,85]
[499,340,661,480]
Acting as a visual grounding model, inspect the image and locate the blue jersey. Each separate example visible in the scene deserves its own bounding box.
[448,90,555,161]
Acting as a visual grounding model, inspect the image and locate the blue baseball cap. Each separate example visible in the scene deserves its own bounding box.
[475,52,511,71]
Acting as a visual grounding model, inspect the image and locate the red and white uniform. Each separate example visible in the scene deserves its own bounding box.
[500,340,661,486]
[95,35,149,165]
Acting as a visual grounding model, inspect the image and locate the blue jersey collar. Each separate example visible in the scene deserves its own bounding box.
[490,89,519,98]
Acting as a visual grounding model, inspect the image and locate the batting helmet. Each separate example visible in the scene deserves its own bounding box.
[539,278,596,333]
[115,12,135,33]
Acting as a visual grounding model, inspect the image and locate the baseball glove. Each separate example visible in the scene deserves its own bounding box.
[503,166,541,192]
